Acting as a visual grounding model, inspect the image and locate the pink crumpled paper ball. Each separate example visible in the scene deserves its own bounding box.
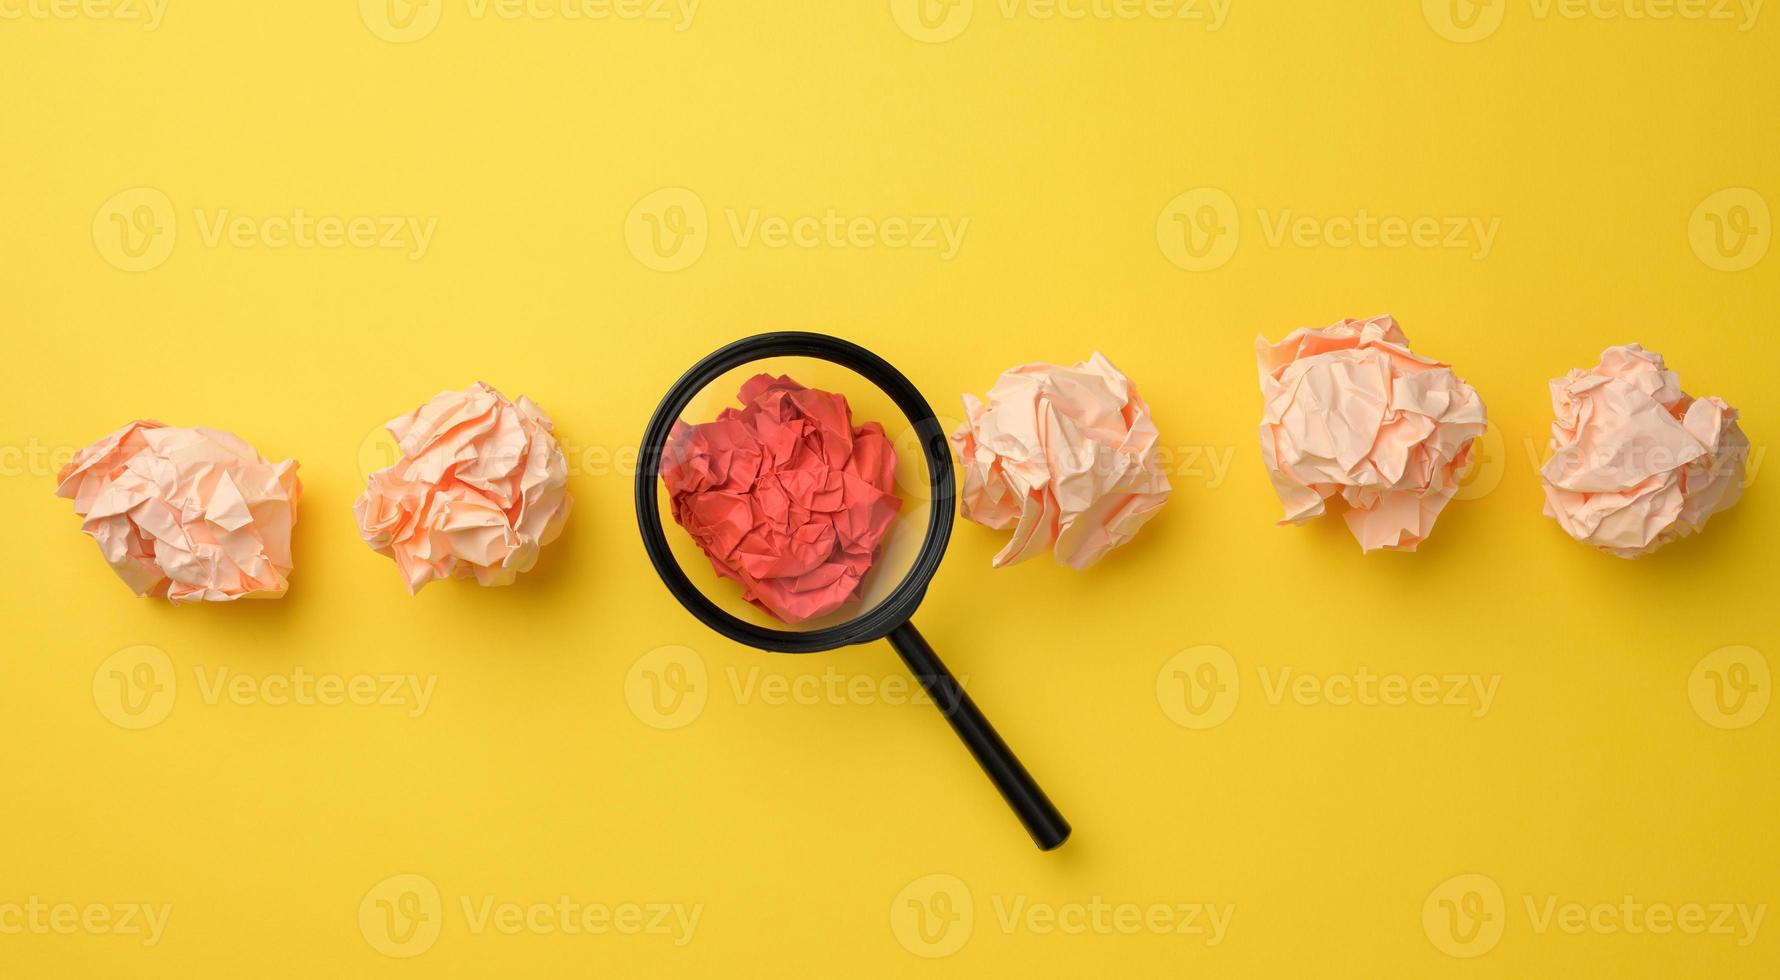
[661,374,902,625]
[353,382,572,593]
[55,421,302,602]
[1540,344,1747,558]
[952,353,1171,569]
[1256,316,1488,553]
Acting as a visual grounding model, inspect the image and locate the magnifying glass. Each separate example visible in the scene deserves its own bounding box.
[634,331,1071,851]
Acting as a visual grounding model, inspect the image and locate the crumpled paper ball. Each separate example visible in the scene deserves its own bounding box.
[353,382,572,593]
[55,421,301,602]
[952,353,1171,569]
[1540,344,1747,557]
[1256,316,1488,553]
[661,374,901,624]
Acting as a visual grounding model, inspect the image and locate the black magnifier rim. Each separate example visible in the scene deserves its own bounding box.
[635,331,956,654]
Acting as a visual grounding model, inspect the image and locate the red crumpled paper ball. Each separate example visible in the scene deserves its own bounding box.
[662,374,902,624]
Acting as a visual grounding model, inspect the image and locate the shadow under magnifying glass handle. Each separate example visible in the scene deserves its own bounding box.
[887,621,1072,851]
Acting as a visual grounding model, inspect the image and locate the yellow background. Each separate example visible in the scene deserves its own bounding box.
[2,1,1775,976]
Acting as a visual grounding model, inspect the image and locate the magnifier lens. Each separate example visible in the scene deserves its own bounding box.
[654,355,935,635]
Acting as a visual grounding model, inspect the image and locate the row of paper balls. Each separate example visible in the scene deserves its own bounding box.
[53,317,1748,601]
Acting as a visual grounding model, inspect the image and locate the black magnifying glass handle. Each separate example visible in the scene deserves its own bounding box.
[887,622,1072,851]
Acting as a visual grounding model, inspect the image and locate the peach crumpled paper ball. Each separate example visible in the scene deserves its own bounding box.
[55,421,301,602]
[353,382,572,593]
[1256,315,1488,553]
[952,353,1171,569]
[1540,344,1747,558]
[662,374,902,625]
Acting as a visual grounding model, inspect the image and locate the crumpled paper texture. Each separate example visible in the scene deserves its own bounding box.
[354,382,572,593]
[1256,316,1487,553]
[952,353,1171,569]
[1540,344,1747,557]
[662,374,901,624]
[55,421,301,602]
